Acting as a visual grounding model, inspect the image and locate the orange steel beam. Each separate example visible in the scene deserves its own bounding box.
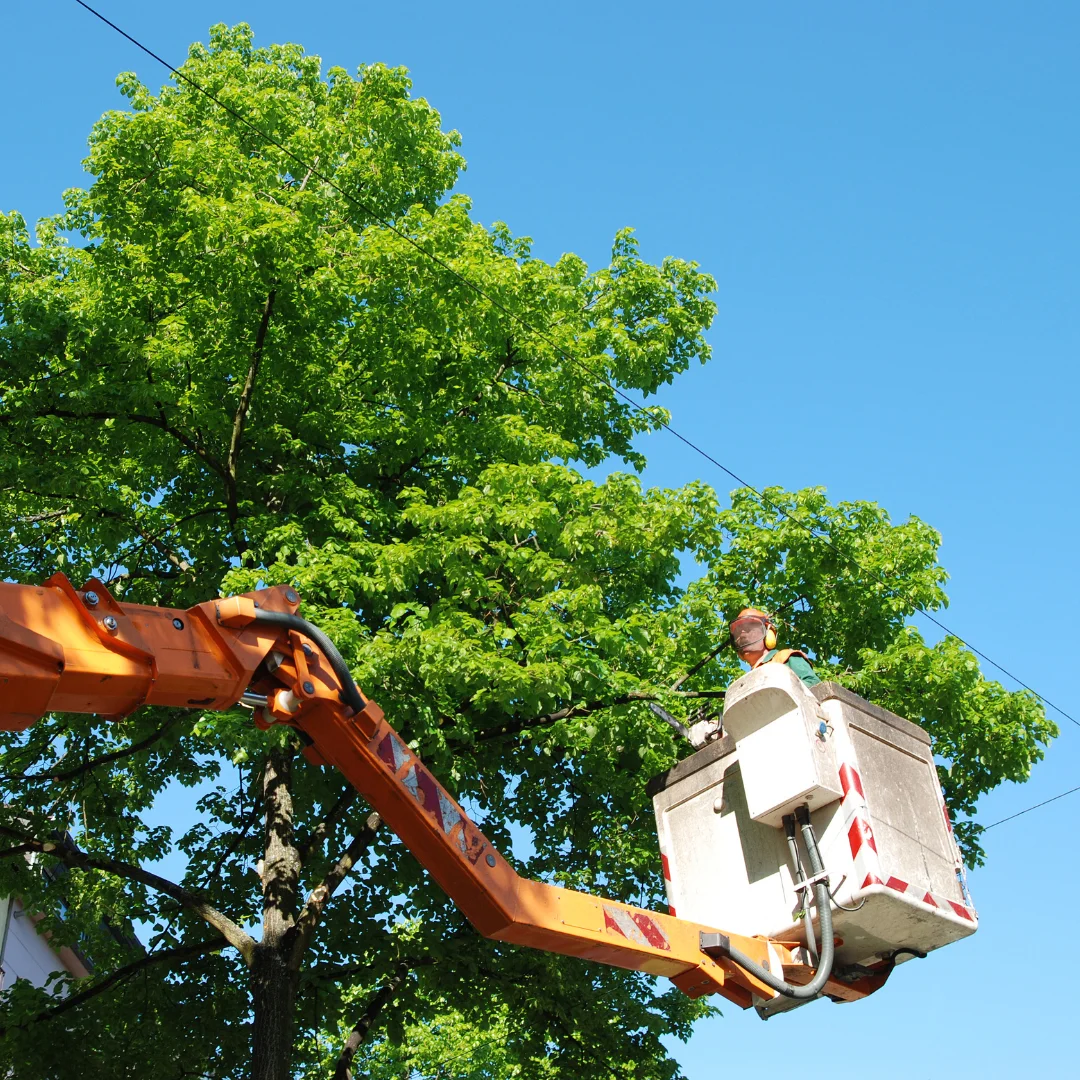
[0,574,786,1009]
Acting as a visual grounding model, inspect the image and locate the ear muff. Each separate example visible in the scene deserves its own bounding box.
[763,624,777,651]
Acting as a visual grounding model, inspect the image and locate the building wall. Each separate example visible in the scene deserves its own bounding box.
[0,896,84,992]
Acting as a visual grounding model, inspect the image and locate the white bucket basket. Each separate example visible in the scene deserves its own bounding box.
[649,665,977,1003]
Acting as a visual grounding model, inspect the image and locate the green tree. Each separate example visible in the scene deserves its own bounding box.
[0,24,1054,1080]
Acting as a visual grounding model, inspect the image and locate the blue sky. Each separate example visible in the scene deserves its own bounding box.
[2,2,1078,1075]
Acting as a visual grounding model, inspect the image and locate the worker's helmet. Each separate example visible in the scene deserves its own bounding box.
[730,608,777,653]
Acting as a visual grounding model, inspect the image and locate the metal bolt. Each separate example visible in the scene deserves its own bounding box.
[172,618,185,631]
[253,601,261,609]
[302,681,315,695]
[284,589,298,604]
[102,615,118,632]
[83,591,100,608]
[302,643,313,658]
[485,854,496,867]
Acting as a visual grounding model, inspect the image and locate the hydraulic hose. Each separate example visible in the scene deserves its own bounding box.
[249,610,367,717]
[702,806,835,1001]
[784,814,817,965]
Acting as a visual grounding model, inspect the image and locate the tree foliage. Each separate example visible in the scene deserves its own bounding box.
[0,24,1054,1079]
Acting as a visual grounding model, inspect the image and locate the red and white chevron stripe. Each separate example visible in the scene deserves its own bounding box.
[603,905,671,951]
[834,749,976,922]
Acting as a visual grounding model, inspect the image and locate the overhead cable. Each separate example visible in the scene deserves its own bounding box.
[70,0,1078,731]
[982,784,1080,831]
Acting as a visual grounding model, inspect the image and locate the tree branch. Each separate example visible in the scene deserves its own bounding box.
[332,962,408,1080]
[472,691,657,743]
[0,842,40,860]
[18,408,227,477]
[5,715,180,785]
[0,936,225,1036]
[289,811,381,967]
[201,799,263,890]
[225,289,276,555]
[14,508,70,524]
[306,954,434,985]
[469,688,725,745]
[296,787,358,866]
[0,826,255,964]
[669,640,731,691]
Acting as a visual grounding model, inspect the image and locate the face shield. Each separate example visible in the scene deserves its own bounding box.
[730,615,769,653]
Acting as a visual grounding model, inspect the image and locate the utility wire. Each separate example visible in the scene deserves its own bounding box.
[982,784,1080,831]
[72,0,1078,730]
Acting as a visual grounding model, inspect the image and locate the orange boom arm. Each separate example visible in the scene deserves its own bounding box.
[0,573,814,1010]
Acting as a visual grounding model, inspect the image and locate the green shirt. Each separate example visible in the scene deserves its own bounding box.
[761,648,821,687]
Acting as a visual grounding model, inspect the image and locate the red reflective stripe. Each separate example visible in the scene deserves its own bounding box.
[838,763,865,799]
[660,853,672,881]
[861,873,882,888]
[376,733,397,769]
[848,817,877,857]
[603,908,622,936]
[924,892,937,907]
[948,900,975,922]
[602,906,671,951]
[413,766,445,830]
[632,912,671,951]
[885,876,909,893]
[847,818,864,857]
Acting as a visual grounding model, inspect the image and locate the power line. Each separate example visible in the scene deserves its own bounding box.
[982,784,1080,830]
[71,1,1078,731]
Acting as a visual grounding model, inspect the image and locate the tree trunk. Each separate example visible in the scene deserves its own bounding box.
[251,943,299,1080]
[252,745,303,1080]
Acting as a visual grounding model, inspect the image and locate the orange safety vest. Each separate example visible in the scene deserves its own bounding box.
[754,648,813,669]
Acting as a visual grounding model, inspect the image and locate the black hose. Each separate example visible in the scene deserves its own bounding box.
[702,806,835,1001]
[783,814,817,965]
[250,610,367,716]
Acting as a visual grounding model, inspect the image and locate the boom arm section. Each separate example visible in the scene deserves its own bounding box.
[0,574,795,1009]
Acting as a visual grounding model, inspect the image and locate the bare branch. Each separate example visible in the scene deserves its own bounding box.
[0,825,255,964]
[332,962,408,1080]
[289,811,381,966]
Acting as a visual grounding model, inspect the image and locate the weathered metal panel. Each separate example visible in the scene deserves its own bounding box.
[721,666,842,826]
[651,667,977,978]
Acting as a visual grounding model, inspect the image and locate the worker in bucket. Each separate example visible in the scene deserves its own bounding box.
[729,608,821,687]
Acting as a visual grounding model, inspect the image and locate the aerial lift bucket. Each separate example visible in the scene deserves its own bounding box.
[649,664,977,1017]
